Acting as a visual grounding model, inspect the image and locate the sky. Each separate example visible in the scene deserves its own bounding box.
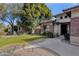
[46,3,79,15]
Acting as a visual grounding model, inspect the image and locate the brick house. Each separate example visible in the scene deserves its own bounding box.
[34,5,79,45]
[53,5,79,45]
[63,5,79,45]
[34,20,54,34]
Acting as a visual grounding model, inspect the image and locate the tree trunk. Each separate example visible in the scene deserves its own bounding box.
[17,25,20,34]
[32,28,35,34]
[11,25,14,35]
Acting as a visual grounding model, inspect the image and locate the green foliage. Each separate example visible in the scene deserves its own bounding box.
[4,28,8,32]
[0,4,23,34]
[42,31,54,38]
[0,3,52,34]
[19,3,52,30]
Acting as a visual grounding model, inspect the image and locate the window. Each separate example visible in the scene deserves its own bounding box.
[60,16,63,19]
[65,16,68,18]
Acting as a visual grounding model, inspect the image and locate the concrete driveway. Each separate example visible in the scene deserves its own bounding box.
[27,37,79,56]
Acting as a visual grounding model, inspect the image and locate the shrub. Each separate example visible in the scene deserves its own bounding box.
[55,33,59,37]
[4,28,8,32]
[64,33,70,41]
[42,31,54,38]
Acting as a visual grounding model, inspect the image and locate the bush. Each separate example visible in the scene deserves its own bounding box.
[4,28,8,32]
[64,33,70,41]
[55,33,59,37]
[42,31,54,38]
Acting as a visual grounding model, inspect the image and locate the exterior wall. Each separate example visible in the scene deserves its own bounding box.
[70,8,79,45]
[55,13,71,36]
[71,17,79,36]
[55,13,67,20]
[57,24,61,35]
[71,8,79,18]
[41,22,54,32]
[34,26,42,34]
[35,21,54,34]
[56,18,71,23]
[67,23,70,33]
[45,22,54,32]
[54,24,61,36]
[70,17,79,45]
[70,36,79,45]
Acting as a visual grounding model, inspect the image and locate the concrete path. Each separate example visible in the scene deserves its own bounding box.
[27,37,79,56]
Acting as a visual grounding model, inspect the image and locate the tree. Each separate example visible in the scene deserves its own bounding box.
[18,3,52,34]
[0,4,23,34]
[0,22,5,30]
[0,4,6,14]
[1,13,16,34]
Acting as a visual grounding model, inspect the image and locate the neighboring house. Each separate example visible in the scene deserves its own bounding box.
[35,5,79,45]
[34,20,54,34]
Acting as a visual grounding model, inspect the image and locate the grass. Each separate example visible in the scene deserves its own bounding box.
[0,34,45,47]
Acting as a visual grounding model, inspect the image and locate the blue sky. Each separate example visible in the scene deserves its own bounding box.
[46,3,79,15]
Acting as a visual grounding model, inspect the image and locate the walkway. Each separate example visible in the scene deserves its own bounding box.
[27,37,79,56]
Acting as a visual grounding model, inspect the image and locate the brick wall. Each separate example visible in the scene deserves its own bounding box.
[34,21,54,34]
[41,22,54,32]
[71,17,79,36]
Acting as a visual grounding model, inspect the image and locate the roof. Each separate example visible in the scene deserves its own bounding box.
[63,5,79,11]
[53,12,64,17]
[40,20,54,24]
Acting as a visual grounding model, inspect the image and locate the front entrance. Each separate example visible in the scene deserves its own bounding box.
[61,23,67,35]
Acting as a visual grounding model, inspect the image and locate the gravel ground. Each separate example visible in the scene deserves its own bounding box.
[0,38,62,56]
[0,43,58,56]
[0,44,26,56]
[13,47,57,56]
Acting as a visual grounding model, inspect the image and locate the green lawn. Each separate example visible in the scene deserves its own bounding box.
[0,34,45,47]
